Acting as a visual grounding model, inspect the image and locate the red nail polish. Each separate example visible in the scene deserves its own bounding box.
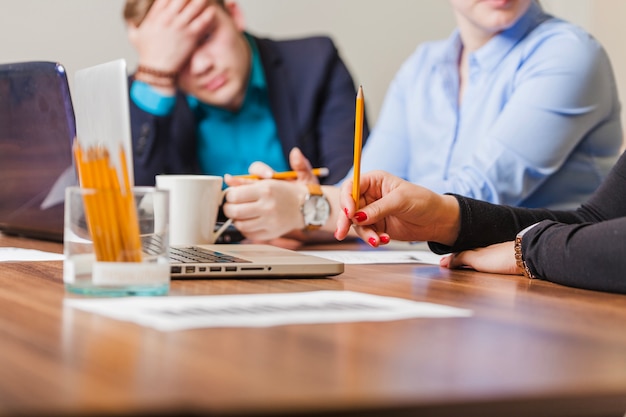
[368,237,378,247]
[355,211,367,222]
[380,235,390,244]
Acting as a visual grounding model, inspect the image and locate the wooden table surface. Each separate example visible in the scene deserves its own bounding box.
[1,234,626,417]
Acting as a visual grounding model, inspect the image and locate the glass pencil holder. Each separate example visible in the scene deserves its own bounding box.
[63,186,170,296]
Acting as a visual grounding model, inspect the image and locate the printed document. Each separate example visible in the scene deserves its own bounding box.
[65,290,472,331]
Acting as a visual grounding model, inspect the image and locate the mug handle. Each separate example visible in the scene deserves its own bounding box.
[213,218,233,242]
[213,188,233,242]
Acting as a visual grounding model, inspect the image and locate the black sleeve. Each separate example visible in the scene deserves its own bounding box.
[429,151,626,293]
[522,217,626,293]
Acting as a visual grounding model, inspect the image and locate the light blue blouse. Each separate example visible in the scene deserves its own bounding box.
[357,2,622,209]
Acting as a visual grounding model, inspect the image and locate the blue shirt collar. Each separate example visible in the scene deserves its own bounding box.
[474,2,550,71]
[439,2,550,72]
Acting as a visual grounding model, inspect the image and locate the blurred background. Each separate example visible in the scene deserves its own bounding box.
[1,0,625,126]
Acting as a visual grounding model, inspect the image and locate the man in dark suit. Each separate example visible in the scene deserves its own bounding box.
[123,0,366,187]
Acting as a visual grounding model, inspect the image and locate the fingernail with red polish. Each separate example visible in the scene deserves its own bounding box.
[368,237,378,247]
[380,235,390,244]
[355,211,367,222]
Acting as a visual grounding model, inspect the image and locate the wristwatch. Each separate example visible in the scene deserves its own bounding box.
[514,223,538,279]
[301,184,330,231]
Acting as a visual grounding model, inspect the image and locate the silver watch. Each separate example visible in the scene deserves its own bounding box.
[301,184,330,230]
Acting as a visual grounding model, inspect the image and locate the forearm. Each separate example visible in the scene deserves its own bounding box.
[429,195,583,254]
[523,218,626,293]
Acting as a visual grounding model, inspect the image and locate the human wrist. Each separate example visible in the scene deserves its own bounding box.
[435,195,461,246]
[300,183,330,231]
[515,223,539,279]
[134,63,178,90]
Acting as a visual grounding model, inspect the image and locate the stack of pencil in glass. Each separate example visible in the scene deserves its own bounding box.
[73,141,142,262]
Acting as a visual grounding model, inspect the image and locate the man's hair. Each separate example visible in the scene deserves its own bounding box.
[124,0,226,26]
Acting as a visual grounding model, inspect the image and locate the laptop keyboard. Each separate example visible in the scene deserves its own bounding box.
[141,235,250,264]
[169,246,250,264]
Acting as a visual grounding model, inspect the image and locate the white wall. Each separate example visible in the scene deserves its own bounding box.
[238,0,454,123]
[0,0,624,127]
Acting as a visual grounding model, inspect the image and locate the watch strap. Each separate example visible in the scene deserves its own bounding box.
[306,183,323,197]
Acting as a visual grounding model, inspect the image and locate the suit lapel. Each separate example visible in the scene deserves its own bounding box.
[254,37,298,161]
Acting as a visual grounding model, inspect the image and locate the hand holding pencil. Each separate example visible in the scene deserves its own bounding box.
[352,85,364,210]
[225,147,322,186]
[233,167,329,181]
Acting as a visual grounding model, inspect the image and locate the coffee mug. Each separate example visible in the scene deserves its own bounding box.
[155,175,232,246]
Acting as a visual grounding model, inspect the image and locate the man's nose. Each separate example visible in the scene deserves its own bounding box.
[188,49,214,75]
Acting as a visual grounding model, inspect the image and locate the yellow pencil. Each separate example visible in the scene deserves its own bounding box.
[73,141,142,262]
[352,86,364,210]
[234,167,329,180]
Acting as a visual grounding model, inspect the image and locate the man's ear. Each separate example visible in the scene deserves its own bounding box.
[225,1,246,31]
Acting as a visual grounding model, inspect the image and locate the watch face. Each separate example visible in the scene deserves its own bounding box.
[303,195,330,226]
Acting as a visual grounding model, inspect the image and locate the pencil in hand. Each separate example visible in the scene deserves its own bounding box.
[352,85,364,210]
[233,167,329,180]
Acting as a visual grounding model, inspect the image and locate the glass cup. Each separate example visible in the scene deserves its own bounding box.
[63,186,170,296]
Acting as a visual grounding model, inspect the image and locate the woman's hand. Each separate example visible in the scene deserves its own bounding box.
[335,170,461,247]
[440,241,521,275]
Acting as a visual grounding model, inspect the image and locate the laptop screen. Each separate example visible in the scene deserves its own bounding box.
[0,61,77,241]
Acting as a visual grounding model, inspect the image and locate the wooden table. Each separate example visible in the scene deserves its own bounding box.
[1,233,626,417]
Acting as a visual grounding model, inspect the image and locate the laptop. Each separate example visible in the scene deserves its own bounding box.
[74,59,344,278]
[166,244,343,278]
[0,61,77,242]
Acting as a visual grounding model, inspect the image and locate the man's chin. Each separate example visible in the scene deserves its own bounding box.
[195,90,243,111]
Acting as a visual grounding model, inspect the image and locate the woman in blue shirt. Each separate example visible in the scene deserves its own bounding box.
[224,0,622,243]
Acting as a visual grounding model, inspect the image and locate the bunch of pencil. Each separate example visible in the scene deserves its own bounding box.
[73,141,142,262]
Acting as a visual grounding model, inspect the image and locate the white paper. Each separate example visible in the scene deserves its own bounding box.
[74,59,134,185]
[0,247,64,262]
[65,290,472,331]
[298,250,444,265]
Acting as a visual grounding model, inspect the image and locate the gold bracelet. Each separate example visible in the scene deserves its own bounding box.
[514,224,538,279]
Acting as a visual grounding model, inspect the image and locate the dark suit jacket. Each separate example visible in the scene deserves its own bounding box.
[128,34,369,186]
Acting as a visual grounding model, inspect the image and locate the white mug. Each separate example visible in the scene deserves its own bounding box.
[155,175,232,246]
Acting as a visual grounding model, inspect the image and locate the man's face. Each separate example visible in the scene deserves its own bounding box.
[177,3,250,111]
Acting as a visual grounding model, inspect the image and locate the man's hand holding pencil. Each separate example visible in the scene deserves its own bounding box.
[224,147,321,185]
[223,147,323,242]
[223,86,364,245]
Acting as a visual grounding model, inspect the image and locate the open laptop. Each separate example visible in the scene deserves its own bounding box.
[0,61,77,242]
[74,59,343,278]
